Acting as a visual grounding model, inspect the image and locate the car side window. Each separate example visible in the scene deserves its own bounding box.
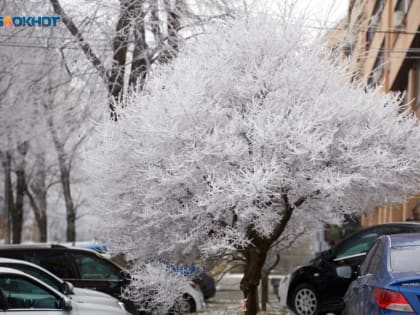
[2,264,62,292]
[335,231,379,260]
[366,241,383,274]
[0,275,62,309]
[359,240,384,275]
[35,252,74,279]
[73,253,122,280]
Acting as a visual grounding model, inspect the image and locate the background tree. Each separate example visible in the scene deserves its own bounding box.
[0,0,43,242]
[90,12,420,315]
[49,0,235,119]
[0,0,102,243]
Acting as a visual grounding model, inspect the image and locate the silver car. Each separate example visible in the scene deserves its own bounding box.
[0,257,127,310]
[0,267,130,314]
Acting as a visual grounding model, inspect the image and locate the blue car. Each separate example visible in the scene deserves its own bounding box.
[339,233,420,314]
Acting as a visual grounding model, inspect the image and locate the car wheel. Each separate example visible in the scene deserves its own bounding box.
[168,294,196,314]
[291,283,320,315]
[182,294,196,313]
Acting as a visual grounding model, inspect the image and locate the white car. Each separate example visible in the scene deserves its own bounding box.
[0,267,130,314]
[184,282,205,313]
[0,258,127,312]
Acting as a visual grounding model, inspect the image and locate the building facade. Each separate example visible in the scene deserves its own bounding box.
[333,0,420,226]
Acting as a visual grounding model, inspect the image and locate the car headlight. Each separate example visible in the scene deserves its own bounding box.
[117,301,126,311]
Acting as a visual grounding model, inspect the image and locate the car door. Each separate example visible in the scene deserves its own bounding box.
[344,241,379,315]
[362,241,384,315]
[69,251,126,298]
[0,274,67,315]
[329,230,379,299]
[31,250,77,282]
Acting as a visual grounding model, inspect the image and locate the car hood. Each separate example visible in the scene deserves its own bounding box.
[71,288,123,307]
[73,299,130,314]
[73,287,115,298]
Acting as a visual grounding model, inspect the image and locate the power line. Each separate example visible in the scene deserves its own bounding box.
[0,41,419,59]
[1,42,419,61]
[0,42,111,50]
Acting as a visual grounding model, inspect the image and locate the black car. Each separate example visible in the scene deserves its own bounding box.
[0,244,140,314]
[285,222,420,315]
[192,271,215,300]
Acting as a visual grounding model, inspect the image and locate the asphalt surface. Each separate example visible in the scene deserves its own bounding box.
[198,274,287,315]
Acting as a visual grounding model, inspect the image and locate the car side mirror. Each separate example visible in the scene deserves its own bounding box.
[62,297,72,311]
[63,281,74,295]
[336,265,352,279]
[320,249,334,259]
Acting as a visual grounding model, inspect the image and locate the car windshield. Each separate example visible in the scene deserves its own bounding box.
[335,233,378,259]
[391,246,420,272]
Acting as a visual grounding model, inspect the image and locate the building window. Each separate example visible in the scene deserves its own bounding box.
[366,0,384,50]
[372,0,385,18]
[368,42,385,87]
[396,0,410,14]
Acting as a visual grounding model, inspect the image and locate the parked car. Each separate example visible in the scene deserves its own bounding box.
[171,265,216,300]
[169,282,206,314]
[0,266,130,314]
[0,244,204,314]
[0,257,126,310]
[278,222,420,315]
[340,233,420,314]
[193,271,216,300]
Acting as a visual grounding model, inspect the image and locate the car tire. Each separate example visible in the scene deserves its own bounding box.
[183,294,196,313]
[168,294,196,314]
[291,283,320,315]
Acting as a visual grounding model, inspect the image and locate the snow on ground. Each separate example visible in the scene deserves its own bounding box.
[197,274,287,315]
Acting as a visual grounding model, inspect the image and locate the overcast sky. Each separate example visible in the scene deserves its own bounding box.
[297,0,349,26]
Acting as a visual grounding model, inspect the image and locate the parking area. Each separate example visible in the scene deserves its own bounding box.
[198,274,287,315]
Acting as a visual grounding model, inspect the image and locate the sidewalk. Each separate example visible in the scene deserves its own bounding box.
[198,274,288,315]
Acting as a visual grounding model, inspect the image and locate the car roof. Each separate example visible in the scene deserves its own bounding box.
[0,243,126,272]
[334,222,420,246]
[0,243,67,249]
[0,266,28,276]
[0,257,64,284]
[0,243,101,255]
[387,233,420,247]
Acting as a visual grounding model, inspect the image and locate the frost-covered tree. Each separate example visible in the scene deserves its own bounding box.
[90,15,420,315]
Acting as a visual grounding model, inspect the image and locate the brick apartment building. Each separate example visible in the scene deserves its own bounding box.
[327,0,420,227]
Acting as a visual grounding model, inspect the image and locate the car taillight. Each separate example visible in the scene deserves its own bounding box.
[374,288,414,312]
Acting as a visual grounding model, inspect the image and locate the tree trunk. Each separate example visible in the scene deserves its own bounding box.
[160,0,182,63]
[12,142,28,244]
[61,168,76,242]
[47,115,77,242]
[128,0,148,89]
[13,162,25,244]
[108,0,132,106]
[26,153,48,242]
[260,274,269,311]
[2,151,14,244]
[238,193,300,314]
[240,244,269,315]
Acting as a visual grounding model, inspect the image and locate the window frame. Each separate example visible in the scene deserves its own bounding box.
[71,251,124,281]
[1,263,64,293]
[33,250,77,280]
[0,273,64,311]
[395,0,411,14]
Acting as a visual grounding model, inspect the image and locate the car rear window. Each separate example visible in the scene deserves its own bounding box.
[390,246,420,272]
